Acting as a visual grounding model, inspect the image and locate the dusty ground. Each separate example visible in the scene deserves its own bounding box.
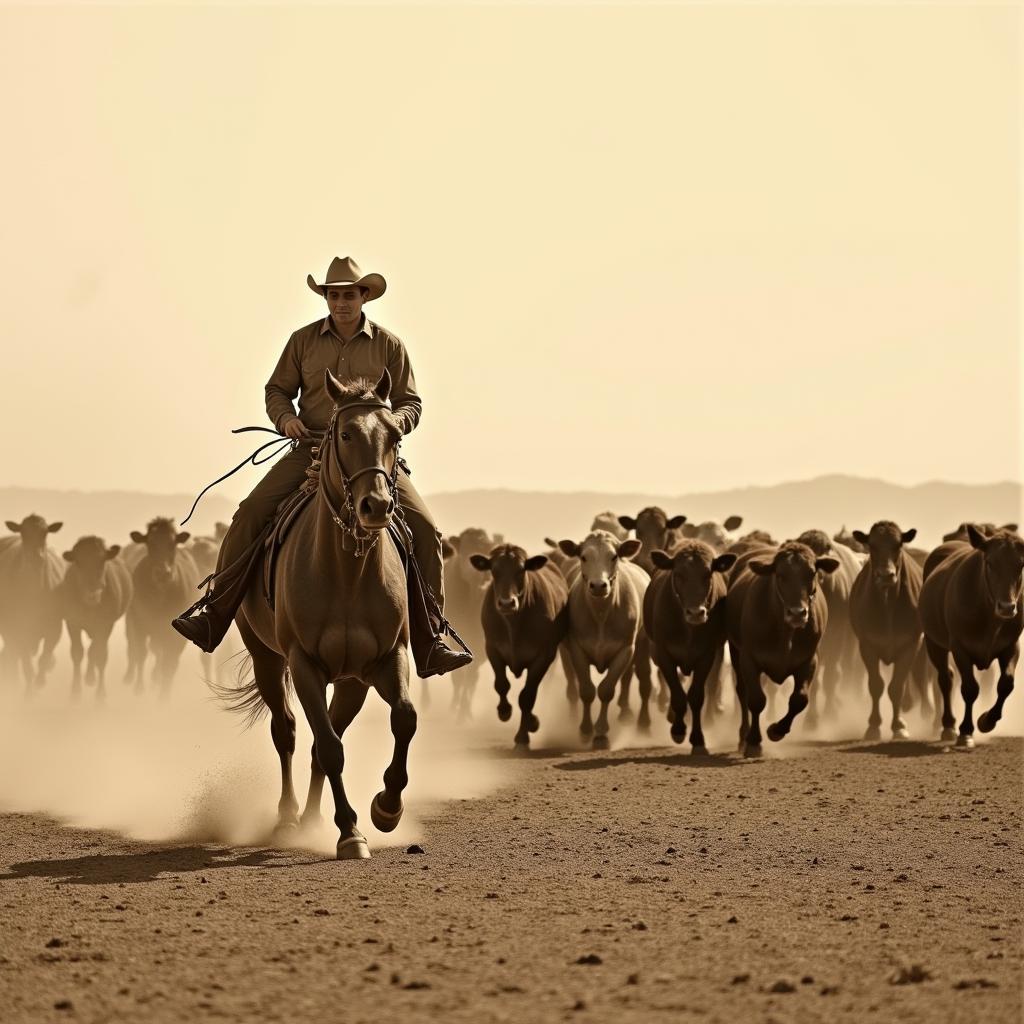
[1,723,1020,1024]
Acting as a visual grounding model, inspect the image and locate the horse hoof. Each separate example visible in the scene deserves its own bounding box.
[892,724,910,741]
[528,714,540,733]
[272,821,299,844]
[691,744,709,757]
[513,738,530,753]
[670,729,686,746]
[766,723,786,743]
[864,725,882,742]
[940,728,956,742]
[955,734,975,750]
[497,704,512,723]
[299,814,323,833]
[743,744,763,759]
[370,792,404,833]
[977,712,997,734]
[336,834,371,861]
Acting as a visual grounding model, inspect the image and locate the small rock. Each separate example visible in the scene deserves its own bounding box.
[406,845,425,855]
[484,893,499,900]
[313,909,330,917]
[54,1000,73,1011]
[801,975,814,985]
[45,938,64,949]
[731,974,750,985]
[402,981,431,990]
[571,1000,586,1011]
[666,847,677,854]
[770,980,796,993]
[727,916,738,924]
[890,965,932,985]
[626,973,639,985]
[953,978,998,990]
[820,985,840,996]
[576,954,603,965]
[632,922,648,931]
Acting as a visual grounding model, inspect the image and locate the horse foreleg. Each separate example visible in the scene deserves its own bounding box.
[367,647,415,833]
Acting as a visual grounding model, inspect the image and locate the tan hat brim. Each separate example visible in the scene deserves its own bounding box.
[307,272,386,301]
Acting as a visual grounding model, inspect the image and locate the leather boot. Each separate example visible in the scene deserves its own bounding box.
[405,550,473,679]
[172,604,234,654]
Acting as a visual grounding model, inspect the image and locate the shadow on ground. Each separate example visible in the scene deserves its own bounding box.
[555,750,744,772]
[838,740,952,759]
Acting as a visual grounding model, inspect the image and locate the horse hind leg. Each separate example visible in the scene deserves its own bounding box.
[367,647,416,833]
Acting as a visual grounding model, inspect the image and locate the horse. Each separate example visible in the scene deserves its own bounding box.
[220,369,414,861]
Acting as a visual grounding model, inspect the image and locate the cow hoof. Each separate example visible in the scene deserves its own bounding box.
[497,703,512,723]
[618,707,634,724]
[370,792,404,833]
[691,744,709,757]
[940,728,956,742]
[864,725,882,742]
[743,743,763,759]
[637,716,652,735]
[336,833,371,861]
[892,724,910,741]
[977,712,998,734]
[528,714,541,733]
[955,734,975,750]
[513,739,530,753]
[670,729,686,746]
[766,723,787,743]
[579,721,594,737]
[592,734,610,751]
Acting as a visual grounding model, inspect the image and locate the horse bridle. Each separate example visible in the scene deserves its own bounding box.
[313,398,402,558]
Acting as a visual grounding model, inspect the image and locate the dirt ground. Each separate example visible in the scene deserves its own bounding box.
[0,686,1020,1024]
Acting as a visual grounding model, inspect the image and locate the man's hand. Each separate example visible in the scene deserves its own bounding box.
[282,417,310,440]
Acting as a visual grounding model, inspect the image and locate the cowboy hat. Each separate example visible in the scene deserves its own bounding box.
[307,256,386,301]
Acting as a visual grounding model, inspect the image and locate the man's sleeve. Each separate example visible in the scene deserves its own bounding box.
[265,332,302,431]
[388,334,423,435]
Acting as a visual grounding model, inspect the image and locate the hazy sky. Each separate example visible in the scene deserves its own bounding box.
[1,3,1019,505]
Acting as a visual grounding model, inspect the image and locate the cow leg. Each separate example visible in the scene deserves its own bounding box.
[688,651,718,755]
[740,654,766,758]
[559,642,579,710]
[633,643,654,733]
[35,621,60,688]
[488,648,514,723]
[568,639,596,738]
[952,649,980,749]
[514,652,556,749]
[925,636,957,741]
[654,651,687,744]
[729,642,749,751]
[978,643,1019,734]
[288,648,367,859]
[888,646,916,739]
[617,663,635,723]
[67,624,84,699]
[367,647,417,833]
[592,647,634,750]
[804,660,824,732]
[451,663,474,724]
[767,660,815,742]
[302,683,370,831]
[861,642,885,741]
[90,631,111,703]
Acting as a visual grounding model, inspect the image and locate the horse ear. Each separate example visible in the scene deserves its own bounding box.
[469,554,491,573]
[966,524,988,550]
[130,531,145,544]
[617,515,636,531]
[723,515,743,531]
[324,368,347,404]
[375,368,392,403]
[749,559,775,576]
[106,545,121,560]
[6,521,20,533]
[617,538,642,560]
[47,521,63,533]
[712,552,738,574]
[667,515,687,529]
[651,549,674,571]
[558,539,580,558]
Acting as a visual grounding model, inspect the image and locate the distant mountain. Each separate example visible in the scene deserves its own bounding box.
[425,475,1022,552]
[0,487,235,547]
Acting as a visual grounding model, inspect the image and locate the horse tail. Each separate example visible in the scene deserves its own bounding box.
[207,651,293,730]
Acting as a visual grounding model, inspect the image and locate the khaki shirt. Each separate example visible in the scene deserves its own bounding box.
[265,315,423,436]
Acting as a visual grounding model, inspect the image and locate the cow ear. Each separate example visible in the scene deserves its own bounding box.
[723,515,743,531]
[525,554,549,571]
[852,530,869,544]
[667,515,687,529]
[966,524,988,550]
[130,531,146,544]
[749,559,775,576]
[712,552,738,574]
[543,537,559,549]
[441,539,455,560]
[375,368,392,403]
[47,522,63,533]
[680,523,698,538]
[617,538,642,560]
[175,532,191,545]
[106,545,121,560]
[815,557,840,575]
[558,540,580,558]
[617,515,637,531]
[651,549,674,571]
[5,521,20,533]
[469,554,491,572]
[62,550,73,561]
[1003,523,1019,533]
[324,368,347,404]
[900,528,917,544]
[446,535,460,552]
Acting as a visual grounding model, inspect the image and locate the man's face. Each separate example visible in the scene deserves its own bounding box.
[325,286,367,325]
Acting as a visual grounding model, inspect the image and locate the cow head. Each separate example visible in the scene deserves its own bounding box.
[130,517,190,585]
[852,521,916,591]
[750,542,839,629]
[652,540,737,625]
[795,529,834,558]
[968,525,1024,620]
[188,536,220,577]
[63,536,119,606]
[448,527,499,587]
[590,511,629,541]
[679,516,744,552]
[6,514,62,554]
[617,507,686,568]
[559,531,642,600]
[470,544,548,615]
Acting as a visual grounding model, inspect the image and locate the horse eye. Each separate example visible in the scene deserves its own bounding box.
[340,432,351,442]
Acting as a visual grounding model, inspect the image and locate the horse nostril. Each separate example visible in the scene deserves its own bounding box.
[359,497,375,517]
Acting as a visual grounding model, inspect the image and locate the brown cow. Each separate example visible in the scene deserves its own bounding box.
[727,542,839,757]
[920,526,1024,747]
[125,517,198,694]
[680,515,744,552]
[0,514,65,688]
[849,522,924,740]
[471,544,569,748]
[60,537,132,699]
[644,541,737,753]
[942,522,1018,543]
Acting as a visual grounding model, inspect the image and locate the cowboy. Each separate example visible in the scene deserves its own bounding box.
[171,257,473,678]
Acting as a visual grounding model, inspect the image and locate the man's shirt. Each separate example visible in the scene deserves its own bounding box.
[265,315,423,436]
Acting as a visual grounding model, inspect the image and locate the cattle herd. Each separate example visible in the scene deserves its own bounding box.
[1,508,1022,763]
